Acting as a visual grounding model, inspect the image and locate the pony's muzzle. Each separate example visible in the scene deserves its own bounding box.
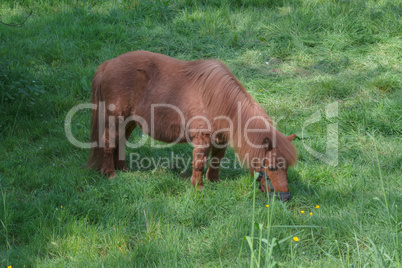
[277,192,291,202]
[270,191,291,202]
[261,188,291,202]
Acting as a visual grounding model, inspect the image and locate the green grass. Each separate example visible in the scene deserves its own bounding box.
[0,0,401,266]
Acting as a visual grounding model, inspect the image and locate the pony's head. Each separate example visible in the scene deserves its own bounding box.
[251,134,297,202]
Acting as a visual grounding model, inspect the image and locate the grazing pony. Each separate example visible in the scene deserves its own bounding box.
[86,51,297,201]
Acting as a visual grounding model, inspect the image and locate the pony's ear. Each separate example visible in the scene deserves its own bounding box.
[286,134,297,142]
[263,137,273,151]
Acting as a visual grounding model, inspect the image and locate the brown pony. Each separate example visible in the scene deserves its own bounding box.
[86,51,297,201]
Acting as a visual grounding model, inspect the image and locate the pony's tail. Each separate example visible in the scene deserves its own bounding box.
[86,67,104,171]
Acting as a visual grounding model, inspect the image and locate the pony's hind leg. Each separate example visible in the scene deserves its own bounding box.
[114,122,136,171]
[206,146,227,182]
[101,118,119,178]
[190,132,211,189]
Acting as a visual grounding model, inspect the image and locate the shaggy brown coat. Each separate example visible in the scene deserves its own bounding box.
[86,51,297,196]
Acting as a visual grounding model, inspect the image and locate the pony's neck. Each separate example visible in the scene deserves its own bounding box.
[185,59,277,167]
[231,102,273,167]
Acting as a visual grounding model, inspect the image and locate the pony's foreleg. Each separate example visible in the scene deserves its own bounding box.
[206,146,226,182]
[190,132,211,189]
[114,122,136,171]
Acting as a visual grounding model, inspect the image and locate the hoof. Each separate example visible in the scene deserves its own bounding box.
[102,170,116,179]
[206,169,220,182]
[207,177,221,183]
[101,168,116,179]
[115,163,129,171]
[108,172,116,179]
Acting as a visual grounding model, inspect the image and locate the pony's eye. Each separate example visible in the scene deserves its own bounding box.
[267,166,277,172]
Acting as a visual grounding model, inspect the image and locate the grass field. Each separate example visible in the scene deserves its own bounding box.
[0,0,401,267]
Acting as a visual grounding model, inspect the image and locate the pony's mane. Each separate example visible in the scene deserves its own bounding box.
[184,60,297,167]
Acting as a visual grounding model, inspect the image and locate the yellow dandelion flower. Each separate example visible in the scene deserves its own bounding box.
[8,266,12,268]
[293,237,299,242]
[316,205,319,209]
[265,205,269,208]
[61,206,63,208]
[310,212,313,215]
[301,210,305,214]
